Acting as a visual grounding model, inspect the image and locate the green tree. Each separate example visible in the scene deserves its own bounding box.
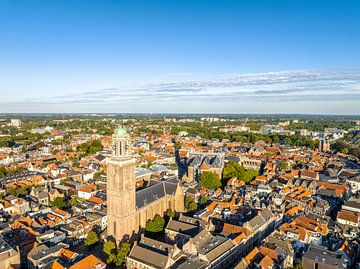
[185,195,198,212]
[78,140,103,154]
[103,241,116,264]
[272,135,280,143]
[0,166,7,177]
[103,241,130,266]
[50,197,67,209]
[72,161,80,167]
[166,208,175,218]
[84,231,99,246]
[141,161,153,169]
[199,171,221,189]
[93,171,105,180]
[174,143,181,151]
[240,168,259,182]
[60,177,72,185]
[200,196,207,205]
[7,186,32,197]
[278,161,289,170]
[69,197,78,206]
[0,166,24,177]
[145,214,165,233]
[115,242,131,266]
[223,161,259,183]
[223,161,241,181]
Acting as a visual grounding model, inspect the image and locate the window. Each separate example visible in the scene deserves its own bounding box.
[113,221,116,235]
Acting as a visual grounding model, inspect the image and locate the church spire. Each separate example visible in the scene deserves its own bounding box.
[112,126,131,158]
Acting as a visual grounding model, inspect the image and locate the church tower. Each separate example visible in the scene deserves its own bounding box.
[107,127,136,240]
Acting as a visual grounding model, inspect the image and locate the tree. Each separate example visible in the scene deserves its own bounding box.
[103,241,116,264]
[84,231,99,246]
[166,208,175,218]
[174,143,181,151]
[185,195,197,212]
[7,186,31,197]
[199,171,221,189]
[69,197,78,206]
[145,214,165,233]
[223,161,241,181]
[60,177,71,185]
[278,161,289,170]
[103,240,130,266]
[0,166,24,177]
[200,196,207,205]
[50,197,67,209]
[240,168,259,182]
[271,135,280,143]
[141,161,153,169]
[103,240,116,256]
[78,140,103,154]
[115,242,131,266]
[0,166,7,177]
[72,161,80,167]
[93,171,105,180]
[223,161,259,183]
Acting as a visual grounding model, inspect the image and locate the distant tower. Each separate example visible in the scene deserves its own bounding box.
[319,137,330,152]
[107,127,136,240]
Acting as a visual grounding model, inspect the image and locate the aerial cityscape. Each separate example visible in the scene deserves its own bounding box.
[1,1,360,269]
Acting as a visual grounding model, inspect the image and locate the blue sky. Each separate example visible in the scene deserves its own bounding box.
[0,0,360,114]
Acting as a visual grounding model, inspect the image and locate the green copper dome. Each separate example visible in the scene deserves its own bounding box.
[114,127,128,137]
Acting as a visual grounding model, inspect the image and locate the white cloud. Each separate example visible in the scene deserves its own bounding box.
[1,68,360,113]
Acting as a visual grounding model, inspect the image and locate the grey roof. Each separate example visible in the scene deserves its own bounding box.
[343,199,360,211]
[199,236,235,263]
[135,168,153,178]
[166,219,199,236]
[139,236,174,255]
[187,153,224,168]
[150,164,169,172]
[128,244,169,269]
[29,243,66,261]
[179,215,203,226]
[225,156,240,163]
[246,208,273,232]
[136,178,179,209]
[303,246,347,269]
[265,233,293,256]
[319,188,340,198]
[94,154,106,162]
[173,256,208,269]
[0,236,14,254]
[37,190,49,199]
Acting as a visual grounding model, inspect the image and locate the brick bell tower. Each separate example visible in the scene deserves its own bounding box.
[107,126,136,240]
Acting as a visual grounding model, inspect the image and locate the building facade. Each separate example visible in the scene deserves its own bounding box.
[107,127,184,242]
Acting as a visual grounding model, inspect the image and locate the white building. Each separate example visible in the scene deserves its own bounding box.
[10,119,22,127]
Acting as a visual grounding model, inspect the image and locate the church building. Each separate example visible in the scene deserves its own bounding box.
[107,127,184,242]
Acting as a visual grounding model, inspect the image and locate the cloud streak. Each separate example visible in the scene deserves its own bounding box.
[1,69,360,113]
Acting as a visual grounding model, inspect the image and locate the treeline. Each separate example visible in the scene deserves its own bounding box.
[332,140,360,158]
[171,124,318,149]
[288,120,355,132]
[77,139,103,154]
[0,166,24,177]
